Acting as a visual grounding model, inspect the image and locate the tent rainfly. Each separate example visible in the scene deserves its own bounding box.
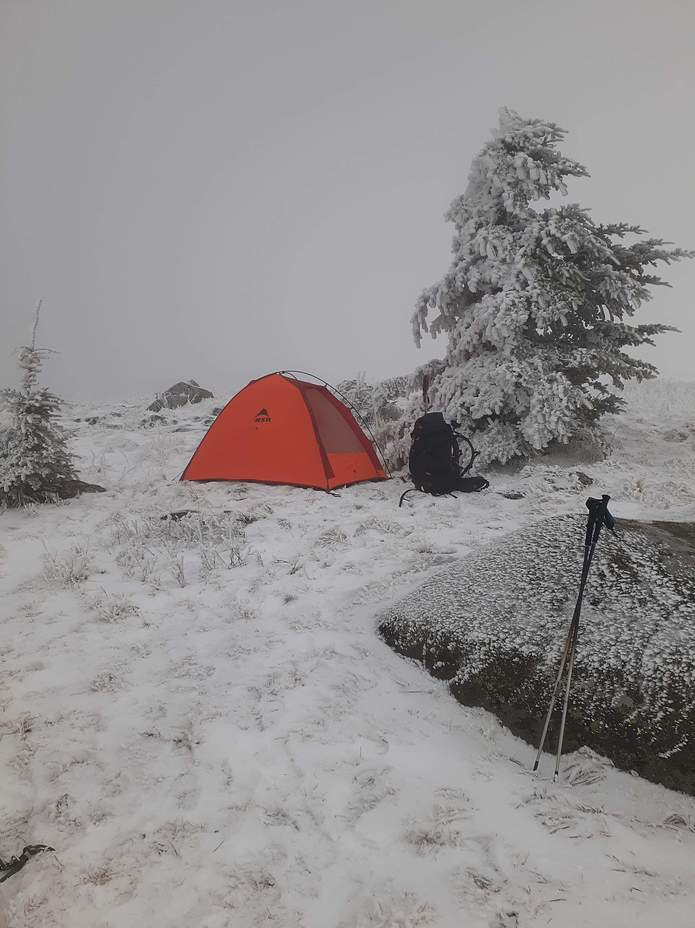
[181,372,388,491]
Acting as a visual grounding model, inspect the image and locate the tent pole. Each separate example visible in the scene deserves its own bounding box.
[279,370,393,479]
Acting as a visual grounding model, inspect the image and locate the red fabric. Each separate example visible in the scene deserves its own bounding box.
[181,373,387,490]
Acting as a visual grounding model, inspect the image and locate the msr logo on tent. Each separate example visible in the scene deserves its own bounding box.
[254,408,271,423]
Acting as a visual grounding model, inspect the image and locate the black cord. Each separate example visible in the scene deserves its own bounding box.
[0,845,53,883]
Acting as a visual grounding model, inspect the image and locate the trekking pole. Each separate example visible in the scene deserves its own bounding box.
[533,495,614,776]
[552,496,613,779]
[533,504,598,771]
[554,619,580,781]
[532,612,578,772]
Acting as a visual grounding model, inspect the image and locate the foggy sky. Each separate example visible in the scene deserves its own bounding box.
[2,0,694,402]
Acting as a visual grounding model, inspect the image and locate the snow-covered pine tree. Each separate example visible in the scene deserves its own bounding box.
[0,306,79,506]
[412,108,693,464]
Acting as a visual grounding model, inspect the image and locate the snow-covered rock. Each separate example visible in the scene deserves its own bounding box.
[380,514,695,792]
[148,380,213,412]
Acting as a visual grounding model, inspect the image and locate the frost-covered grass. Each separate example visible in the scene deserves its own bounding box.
[42,543,93,587]
[0,381,694,927]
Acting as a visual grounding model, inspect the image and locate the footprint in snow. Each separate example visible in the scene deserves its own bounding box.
[346,767,397,824]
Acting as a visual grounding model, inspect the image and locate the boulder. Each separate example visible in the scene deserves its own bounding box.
[148,380,213,412]
[379,515,695,794]
[57,479,106,498]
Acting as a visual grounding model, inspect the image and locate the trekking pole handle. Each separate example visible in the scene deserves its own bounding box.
[585,494,615,531]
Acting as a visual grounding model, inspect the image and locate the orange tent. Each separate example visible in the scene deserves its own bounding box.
[181,372,388,490]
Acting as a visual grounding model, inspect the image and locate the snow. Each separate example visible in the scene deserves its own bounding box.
[1,380,695,927]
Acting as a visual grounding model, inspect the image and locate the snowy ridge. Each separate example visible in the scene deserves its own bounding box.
[0,380,694,926]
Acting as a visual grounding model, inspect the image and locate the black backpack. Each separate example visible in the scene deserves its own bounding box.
[405,412,489,499]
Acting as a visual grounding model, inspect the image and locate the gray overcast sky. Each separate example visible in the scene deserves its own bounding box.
[1,0,693,401]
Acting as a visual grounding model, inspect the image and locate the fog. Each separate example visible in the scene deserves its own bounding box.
[2,0,693,401]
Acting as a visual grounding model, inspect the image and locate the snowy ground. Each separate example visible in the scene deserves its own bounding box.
[1,380,695,928]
